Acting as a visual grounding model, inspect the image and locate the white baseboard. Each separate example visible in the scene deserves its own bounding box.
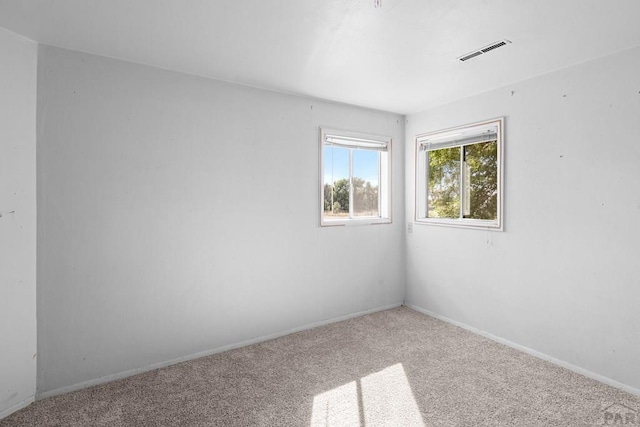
[404,303,640,397]
[0,396,35,421]
[38,302,403,400]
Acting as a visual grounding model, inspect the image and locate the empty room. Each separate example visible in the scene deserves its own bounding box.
[1,1,640,425]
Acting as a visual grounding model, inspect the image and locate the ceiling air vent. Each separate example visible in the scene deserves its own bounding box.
[458,39,511,62]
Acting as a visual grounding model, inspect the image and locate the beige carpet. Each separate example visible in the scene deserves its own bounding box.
[2,306,639,426]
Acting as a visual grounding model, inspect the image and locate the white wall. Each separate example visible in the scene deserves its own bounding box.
[405,46,640,392]
[36,45,405,395]
[0,28,37,417]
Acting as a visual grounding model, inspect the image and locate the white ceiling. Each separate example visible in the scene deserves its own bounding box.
[1,0,640,114]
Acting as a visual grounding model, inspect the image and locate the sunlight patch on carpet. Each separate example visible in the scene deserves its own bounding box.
[311,381,360,427]
[310,363,425,426]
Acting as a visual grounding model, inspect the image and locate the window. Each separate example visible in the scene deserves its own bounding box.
[415,118,504,230]
[320,128,391,226]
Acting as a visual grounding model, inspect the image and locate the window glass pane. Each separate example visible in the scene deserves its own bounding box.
[463,141,498,220]
[415,118,502,229]
[323,145,350,218]
[352,150,380,217]
[427,146,461,219]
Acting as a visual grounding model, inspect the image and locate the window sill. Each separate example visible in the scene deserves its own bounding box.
[414,218,502,231]
[321,217,392,227]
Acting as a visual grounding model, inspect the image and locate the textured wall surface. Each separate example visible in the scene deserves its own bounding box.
[0,28,37,417]
[36,45,405,395]
[405,46,640,392]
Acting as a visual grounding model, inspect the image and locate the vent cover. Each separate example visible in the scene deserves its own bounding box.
[458,39,511,62]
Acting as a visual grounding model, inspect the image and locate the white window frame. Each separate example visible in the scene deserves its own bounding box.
[319,127,392,227]
[415,117,504,230]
